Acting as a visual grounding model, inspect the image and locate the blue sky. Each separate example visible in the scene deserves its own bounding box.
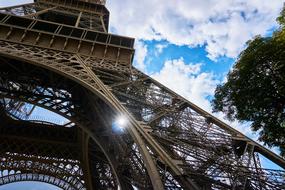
[106,0,284,139]
[0,182,58,190]
[0,0,284,189]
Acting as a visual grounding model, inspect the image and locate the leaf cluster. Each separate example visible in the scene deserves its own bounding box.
[212,7,285,156]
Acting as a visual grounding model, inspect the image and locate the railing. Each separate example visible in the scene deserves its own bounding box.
[84,0,106,5]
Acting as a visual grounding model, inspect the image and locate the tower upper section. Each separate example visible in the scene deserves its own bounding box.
[0,0,134,66]
[33,0,110,32]
[81,0,106,5]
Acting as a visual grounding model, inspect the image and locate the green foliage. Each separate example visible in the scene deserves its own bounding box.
[212,7,285,157]
[277,5,285,27]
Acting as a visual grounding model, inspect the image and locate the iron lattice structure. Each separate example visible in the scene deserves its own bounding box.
[0,0,284,189]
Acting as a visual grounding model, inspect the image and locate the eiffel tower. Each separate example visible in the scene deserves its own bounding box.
[0,0,284,189]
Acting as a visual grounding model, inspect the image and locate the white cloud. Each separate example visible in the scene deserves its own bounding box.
[1,0,282,60]
[0,0,32,7]
[107,0,283,60]
[151,58,217,112]
[154,43,168,56]
[151,58,259,138]
[133,40,148,71]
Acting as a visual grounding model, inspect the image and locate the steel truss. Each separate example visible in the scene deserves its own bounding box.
[0,0,284,190]
[0,60,153,189]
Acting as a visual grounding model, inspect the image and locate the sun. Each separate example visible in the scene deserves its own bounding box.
[116,116,128,129]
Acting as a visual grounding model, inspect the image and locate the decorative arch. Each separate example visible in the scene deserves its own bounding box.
[0,152,85,189]
[0,53,126,189]
[0,40,163,189]
[0,173,80,190]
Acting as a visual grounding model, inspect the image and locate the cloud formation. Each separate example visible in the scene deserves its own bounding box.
[151,58,217,112]
[107,0,283,139]
[0,0,32,7]
[133,40,148,71]
[154,43,168,57]
[151,58,258,137]
[107,0,283,60]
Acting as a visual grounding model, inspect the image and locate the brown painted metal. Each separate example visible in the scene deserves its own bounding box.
[0,0,284,190]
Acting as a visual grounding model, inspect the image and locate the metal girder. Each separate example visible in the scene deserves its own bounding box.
[0,110,86,189]
[0,105,122,189]
[0,0,284,190]
[0,33,278,187]
[92,58,285,189]
[0,8,133,63]
[0,57,155,189]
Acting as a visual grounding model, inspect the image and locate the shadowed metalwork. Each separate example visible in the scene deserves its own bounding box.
[0,0,284,189]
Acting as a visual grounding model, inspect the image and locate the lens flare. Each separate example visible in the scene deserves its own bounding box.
[115,116,127,129]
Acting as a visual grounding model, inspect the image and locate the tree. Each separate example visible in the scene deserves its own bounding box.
[212,7,285,157]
